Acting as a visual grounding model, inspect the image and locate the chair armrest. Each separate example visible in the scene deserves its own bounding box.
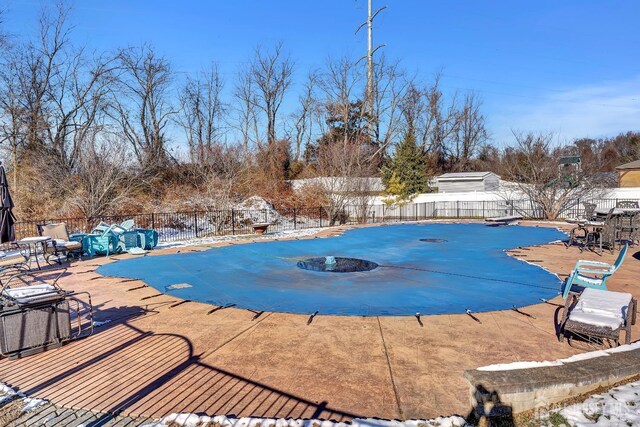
[575,267,613,275]
[575,260,611,268]
[69,233,86,242]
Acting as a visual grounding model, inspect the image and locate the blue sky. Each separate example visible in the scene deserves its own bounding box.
[2,0,639,146]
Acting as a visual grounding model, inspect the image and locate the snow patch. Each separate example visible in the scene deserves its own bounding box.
[142,415,469,427]
[549,379,640,426]
[156,227,325,249]
[92,319,112,328]
[477,361,562,371]
[22,397,47,412]
[477,342,640,371]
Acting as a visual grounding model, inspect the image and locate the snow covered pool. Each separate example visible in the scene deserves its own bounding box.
[97,223,566,316]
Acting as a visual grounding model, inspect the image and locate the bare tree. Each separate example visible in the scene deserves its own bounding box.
[399,82,424,137]
[177,63,226,163]
[450,92,488,171]
[63,133,140,219]
[0,55,24,190]
[249,43,294,145]
[0,3,115,193]
[289,71,318,162]
[370,56,409,161]
[502,131,605,220]
[317,57,368,148]
[416,73,460,171]
[231,65,261,158]
[111,45,176,169]
[315,141,377,225]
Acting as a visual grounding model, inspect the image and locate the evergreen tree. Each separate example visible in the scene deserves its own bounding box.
[381,172,410,208]
[383,130,429,199]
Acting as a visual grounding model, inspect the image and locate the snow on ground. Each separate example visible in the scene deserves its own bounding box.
[547,380,640,426]
[477,342,640,371]
[92,319,112,328]
[156,227,326,249]
[0,382,47,413]
[142,414,469,427]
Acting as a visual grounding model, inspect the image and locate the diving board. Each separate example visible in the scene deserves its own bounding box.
[485,215,523,226]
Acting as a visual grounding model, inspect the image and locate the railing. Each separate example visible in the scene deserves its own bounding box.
[12,198,638,243]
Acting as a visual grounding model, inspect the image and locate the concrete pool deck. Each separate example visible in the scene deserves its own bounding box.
[0,220,639,421]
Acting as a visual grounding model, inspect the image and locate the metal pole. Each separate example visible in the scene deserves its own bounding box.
[367,0,373,109]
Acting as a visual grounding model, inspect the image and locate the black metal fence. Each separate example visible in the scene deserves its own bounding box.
[13,197,638,243]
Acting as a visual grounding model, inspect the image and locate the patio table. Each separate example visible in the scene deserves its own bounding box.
[592,207,640,252]
[594,207,640,216]
[16,236,51,270]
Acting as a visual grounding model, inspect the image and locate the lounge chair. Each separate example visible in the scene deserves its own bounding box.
[559,288,636,346]
[562,243,627,298]
[37,223,84,262]
[0,247,30,282]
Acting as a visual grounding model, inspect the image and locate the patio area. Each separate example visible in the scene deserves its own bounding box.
[0,221,639,422]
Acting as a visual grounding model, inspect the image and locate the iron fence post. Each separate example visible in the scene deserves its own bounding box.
[319,207,323,227]
[151,213,156,231]
[231,209,236,235]
[293,208,297,229]
[194,212,199,238]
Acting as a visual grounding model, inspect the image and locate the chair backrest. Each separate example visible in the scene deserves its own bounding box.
[583,202,597,220]
[91,221,111,234]
[120,219,135,231]
[612,243,628,272]
[38,223,70,241]
[616,200,639,209]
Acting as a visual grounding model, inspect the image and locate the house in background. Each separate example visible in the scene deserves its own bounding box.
[616,160,640,188]
[436,172,500,193]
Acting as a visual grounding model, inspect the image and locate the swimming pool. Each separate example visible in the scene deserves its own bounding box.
[97,223,567,316]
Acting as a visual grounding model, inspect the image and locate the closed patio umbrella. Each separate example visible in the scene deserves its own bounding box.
[0,163,16,243]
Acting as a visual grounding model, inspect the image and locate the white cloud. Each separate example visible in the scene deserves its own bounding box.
[490,76,640,145]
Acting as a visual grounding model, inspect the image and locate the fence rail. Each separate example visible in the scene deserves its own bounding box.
[13,197,639,243]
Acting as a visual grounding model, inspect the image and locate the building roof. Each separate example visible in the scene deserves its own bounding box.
[616,160,640,170]
[559,156,581,165]
[437,172,500,181]
[290,177,384,192]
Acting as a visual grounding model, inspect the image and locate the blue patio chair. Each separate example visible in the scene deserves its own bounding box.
[83,224,124,257]
[562,243,628,298]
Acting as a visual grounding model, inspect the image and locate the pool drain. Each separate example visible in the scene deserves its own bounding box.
[420,238,447,243]
[297,257,378,273]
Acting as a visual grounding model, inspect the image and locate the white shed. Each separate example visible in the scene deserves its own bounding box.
[436,172,500,193]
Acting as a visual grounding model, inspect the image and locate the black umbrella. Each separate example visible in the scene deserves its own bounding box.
[0,163,16,243]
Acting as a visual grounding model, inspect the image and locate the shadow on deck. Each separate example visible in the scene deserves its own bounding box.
[0,305,360,424]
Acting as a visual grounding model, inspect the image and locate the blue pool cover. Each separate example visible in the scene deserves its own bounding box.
[97,223,567,316]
